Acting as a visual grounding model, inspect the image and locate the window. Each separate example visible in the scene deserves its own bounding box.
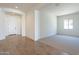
[69,19,73,29]
[64,19,73,29]
[64,19,68,29]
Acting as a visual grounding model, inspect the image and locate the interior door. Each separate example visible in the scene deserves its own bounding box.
[6,15,21,35]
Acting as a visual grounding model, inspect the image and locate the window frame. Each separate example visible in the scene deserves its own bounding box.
[64,19,73,30]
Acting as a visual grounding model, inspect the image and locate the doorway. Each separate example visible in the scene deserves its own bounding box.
[7,15,21,35]
[5,14,22,36]
[0,13,22,40]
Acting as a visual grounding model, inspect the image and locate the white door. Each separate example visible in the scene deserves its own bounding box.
[5,15,21,35]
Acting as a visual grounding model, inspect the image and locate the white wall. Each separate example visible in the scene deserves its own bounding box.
[25,11,35,40]
[39,10,57,39]
[37,3,79,39]
[35,10,40,41]
[0,13,6,40]
[21,14,26,36]
[57,12,79,37]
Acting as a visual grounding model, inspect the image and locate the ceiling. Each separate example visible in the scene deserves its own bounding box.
[0,3,51,12]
